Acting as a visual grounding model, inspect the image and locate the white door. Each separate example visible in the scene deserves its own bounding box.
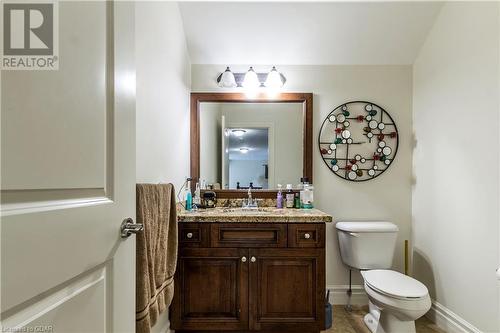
[1,1,136,332]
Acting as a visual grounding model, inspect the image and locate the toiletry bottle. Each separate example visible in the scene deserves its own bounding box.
[185,178,192,211]
[285,184,294,208]
[193,182,201,206]
[294,192,301,209]
[299,177,308,208]
[277,184,283,208]
[302,184,314,209]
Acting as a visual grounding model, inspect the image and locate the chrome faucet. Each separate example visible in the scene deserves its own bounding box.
[243,188,258,209]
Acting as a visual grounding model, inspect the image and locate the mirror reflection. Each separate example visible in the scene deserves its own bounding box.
[200,103,303,190]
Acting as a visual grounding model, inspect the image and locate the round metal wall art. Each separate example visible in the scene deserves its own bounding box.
[318,101,399,182]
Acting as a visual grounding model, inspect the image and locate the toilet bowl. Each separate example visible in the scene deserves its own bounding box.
[362,270,431,333]
[336,221,431,333]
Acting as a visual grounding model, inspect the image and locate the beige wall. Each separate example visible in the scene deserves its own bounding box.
[135,2,191,332]
[413,2,499,332]
[192,65,413,292]
[136,1,191,193]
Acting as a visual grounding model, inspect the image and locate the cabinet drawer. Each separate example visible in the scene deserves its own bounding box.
[179,223,210,247]
[288,224,325,248]
[211,223,287,248]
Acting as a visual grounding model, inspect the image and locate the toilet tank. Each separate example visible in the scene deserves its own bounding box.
[336,221,399,270]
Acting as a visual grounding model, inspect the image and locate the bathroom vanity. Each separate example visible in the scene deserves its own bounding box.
[170,207,332,333]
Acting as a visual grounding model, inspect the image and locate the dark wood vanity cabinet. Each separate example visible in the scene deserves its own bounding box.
[172,247,249,331]
[171,223,326,333]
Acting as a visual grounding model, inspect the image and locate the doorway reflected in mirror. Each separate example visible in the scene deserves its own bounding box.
[226,127,269,189]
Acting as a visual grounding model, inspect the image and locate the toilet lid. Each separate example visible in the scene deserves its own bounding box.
[363,270,428,299]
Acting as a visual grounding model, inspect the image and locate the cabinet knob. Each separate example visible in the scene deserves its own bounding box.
[241,256,247,263]
[304,233,311,239]
[250,256,257,263]
[186,232,193,239]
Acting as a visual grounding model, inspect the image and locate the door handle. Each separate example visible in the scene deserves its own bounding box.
[250,256,257,263]
[120,218,143,238]
[241,256,247,263]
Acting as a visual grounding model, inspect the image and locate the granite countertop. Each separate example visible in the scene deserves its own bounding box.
[177,207,333,223]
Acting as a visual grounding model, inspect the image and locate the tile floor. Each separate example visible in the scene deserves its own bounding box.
[321,305,446,333]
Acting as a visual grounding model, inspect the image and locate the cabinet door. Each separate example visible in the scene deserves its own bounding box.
[249,248,325,332]
[171,248,249,331]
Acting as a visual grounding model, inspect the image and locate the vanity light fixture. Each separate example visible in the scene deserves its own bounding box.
[217,67,237,88]
[231,129,247,137]
[216,66,287,90]
[239,147,250,154]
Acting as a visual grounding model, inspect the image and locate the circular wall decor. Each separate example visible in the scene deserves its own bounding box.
[318,101,399,182]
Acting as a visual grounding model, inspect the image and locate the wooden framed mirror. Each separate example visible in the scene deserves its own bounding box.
[191,92,313,198]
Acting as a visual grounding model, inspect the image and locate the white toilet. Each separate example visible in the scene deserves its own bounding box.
[336,221,431,333]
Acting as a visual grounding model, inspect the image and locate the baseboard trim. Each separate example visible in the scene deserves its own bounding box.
[327,284,368,305]
[426,300,482,333]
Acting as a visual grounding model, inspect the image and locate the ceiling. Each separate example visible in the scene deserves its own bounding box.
[179,2,442,65]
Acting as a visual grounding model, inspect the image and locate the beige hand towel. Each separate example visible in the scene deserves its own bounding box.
[136,183,178,333]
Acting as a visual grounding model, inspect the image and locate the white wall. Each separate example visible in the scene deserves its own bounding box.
[413,2,499,332]
[135,2,191,332]
[192,65,413,294]
[136,1,191,193]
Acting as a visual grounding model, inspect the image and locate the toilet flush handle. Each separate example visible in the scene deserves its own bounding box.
[496,267,500,280]
[348,232,359,237]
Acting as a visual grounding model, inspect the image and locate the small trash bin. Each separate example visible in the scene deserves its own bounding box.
[325,290,333,329]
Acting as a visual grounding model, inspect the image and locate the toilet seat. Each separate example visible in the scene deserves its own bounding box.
[361,270,428,300]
